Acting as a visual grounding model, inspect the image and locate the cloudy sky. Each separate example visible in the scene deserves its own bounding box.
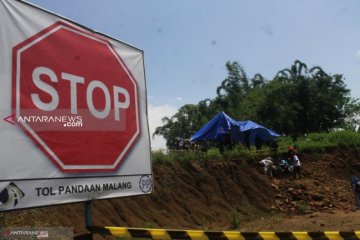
[28,0,360,150]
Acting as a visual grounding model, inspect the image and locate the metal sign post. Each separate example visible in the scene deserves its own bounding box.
[74,202,94,240]
[85,201,92,227]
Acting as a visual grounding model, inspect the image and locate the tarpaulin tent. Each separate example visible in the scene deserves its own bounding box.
[191,112,280,146]
[236,120,280,146]
[190,112,240,142]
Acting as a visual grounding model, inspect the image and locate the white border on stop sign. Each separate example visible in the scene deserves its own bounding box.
[15,23,141,171]
[0,0,152,211]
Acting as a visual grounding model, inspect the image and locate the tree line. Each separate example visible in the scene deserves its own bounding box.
[154,60,360,149]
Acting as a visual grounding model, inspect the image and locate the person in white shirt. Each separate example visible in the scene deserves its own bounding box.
[288,146,301,179]
[259,157,274,177]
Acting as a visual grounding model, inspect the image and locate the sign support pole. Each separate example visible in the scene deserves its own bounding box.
[85,201,92,227]
[73,202,94,240]
[85,201,94,240]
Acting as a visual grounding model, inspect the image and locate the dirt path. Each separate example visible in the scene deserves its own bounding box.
[239,210,360,231]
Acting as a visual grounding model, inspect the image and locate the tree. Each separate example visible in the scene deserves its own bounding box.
[259,61,353,136]
[342,98,360,131]
[153,104,204,149]
[216,61,250,118]
[251,74,266,88]
[154,60,358,148]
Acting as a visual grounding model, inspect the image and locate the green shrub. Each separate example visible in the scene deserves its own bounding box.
[327,131,360,148]
[298,203,309,214]
[277,136,294,148]
[151,130,360,163]
[204,148,222,160]
[152,150,168,165]
[229,210,242,229]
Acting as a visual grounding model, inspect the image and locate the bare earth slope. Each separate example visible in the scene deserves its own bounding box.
[1,149,360,238]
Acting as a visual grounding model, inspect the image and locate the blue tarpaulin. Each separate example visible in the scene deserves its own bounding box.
[190,112,239,142]
[237,120,280,145]
[191,112,280,145]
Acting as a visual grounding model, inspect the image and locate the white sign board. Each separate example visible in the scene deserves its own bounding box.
[0,0,152,211]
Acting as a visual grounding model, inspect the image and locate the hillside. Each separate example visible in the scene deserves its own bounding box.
[1,148,360,238]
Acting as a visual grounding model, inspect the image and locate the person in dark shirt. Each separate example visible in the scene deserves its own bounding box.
[351,175,360,210]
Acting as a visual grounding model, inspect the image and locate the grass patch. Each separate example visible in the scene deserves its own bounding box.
[229,210,242,229]
[151,130,360,163]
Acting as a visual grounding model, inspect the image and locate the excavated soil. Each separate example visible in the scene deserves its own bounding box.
[1,149,360,239]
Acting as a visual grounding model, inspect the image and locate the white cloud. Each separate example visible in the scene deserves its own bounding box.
[147,104,178,150]
[175,97,183,101]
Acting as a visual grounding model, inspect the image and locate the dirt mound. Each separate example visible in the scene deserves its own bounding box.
[271,150,360,213]
[1,149,360,237]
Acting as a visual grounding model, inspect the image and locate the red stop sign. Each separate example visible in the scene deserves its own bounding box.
[12,21,140,172]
